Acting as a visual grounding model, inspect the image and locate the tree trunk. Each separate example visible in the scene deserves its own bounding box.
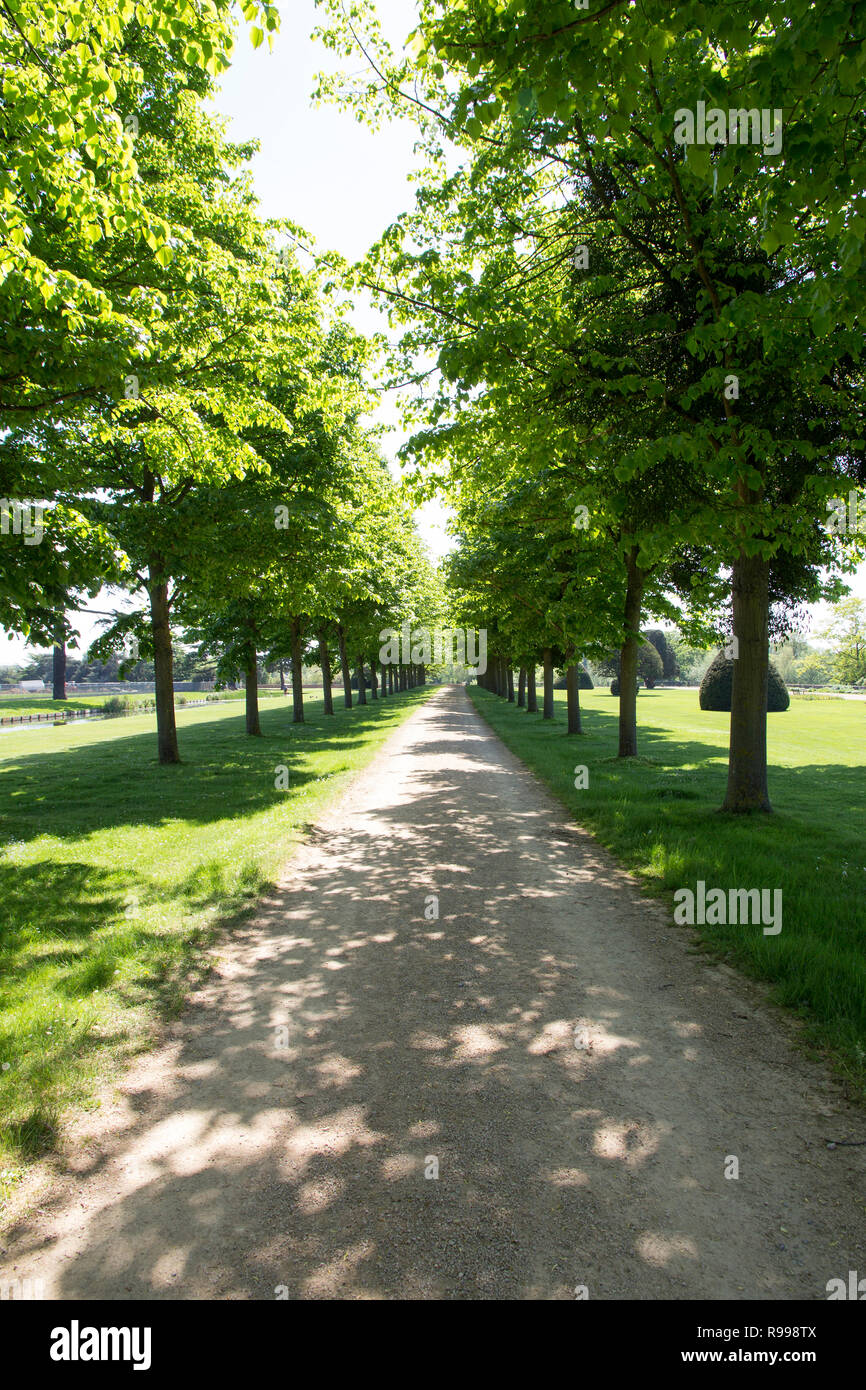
[279,659,286,693]
[527,662,538,713]
[380,661,388,697]
[542,648,554,719]
[52,620,66,701]
[566,664,582,734]
[507,666,515,702]
[245,645,261,736]
[369,655,378,699]
[318,630,334,715]
[356,656,367,705]
[148,560,180,764]
[290,616,304,723]
[338,624,352,709]
[618,548,644,757]
[517,667,526,708]
[723,551,772,812]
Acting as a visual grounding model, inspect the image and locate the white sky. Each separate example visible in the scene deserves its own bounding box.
[1,1,861,663]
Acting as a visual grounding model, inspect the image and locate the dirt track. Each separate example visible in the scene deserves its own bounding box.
[1,686,863,1299]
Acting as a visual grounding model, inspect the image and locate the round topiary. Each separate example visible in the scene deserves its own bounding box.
[767,664,790,711]
[699,650,790,712]
[611,675,640,696]
[638,640,664,689]
[554,665,595,690]
[644,628,680,681]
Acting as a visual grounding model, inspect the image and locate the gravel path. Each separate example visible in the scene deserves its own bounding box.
[1,686,863,1299]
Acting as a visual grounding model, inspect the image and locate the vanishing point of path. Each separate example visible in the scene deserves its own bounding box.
[2,687,863,1299]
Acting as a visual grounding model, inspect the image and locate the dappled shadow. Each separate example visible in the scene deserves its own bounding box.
[0,690,430,849]
[1,689,861,1300]
[478,688,866,815]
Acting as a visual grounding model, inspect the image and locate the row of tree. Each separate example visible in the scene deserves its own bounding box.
[0,0,442,761]
[319,0,866,812]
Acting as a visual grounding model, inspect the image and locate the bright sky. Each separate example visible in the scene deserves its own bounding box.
[1,1,861,665]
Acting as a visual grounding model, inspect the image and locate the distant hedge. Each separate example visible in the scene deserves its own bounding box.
[699,650,790,712]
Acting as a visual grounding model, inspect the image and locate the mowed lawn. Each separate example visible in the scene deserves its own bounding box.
[0,687,431,1197]
[470,685,866,1093]
[0,689,289,715]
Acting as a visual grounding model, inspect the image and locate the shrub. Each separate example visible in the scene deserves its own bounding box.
[699,650,790,712]
[553,665,594,690]
[638,641,664,689]
[598,641,663,688]
[644,629,679,681]
[102,696,132,717]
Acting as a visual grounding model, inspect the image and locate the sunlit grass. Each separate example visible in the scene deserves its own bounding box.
[470,685,866,1093]
[0,688,289,715]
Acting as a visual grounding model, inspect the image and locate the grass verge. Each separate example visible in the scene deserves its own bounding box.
[469,684,866,1095]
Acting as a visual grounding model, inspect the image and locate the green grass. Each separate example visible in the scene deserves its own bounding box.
[0,687,430,1200]
[469,685,866,1093]
[0,688,291,715]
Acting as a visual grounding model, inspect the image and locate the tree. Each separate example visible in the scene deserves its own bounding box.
[68,90,331,762]
[817,598,866,686]
[0,0,279,417]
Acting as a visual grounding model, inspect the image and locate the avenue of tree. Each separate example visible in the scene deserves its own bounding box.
[2,0,865,810]
[317,0,866,813]
[1,0,442,763]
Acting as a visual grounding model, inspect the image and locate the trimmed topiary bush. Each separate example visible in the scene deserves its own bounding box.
[638,640,664,689]
[612,674,642,696]
[644,628,679,681]
[699,650,790,712]
[599,642,663,688]
[554,666,594,690]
